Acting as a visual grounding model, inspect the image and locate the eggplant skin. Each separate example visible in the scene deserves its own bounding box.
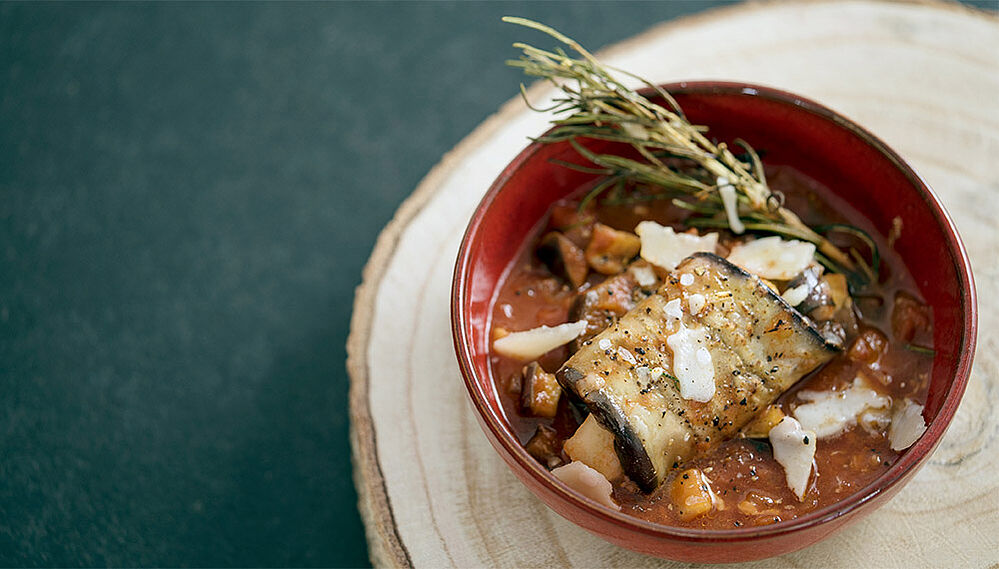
[559,367,658,491]
[556,252,840,492]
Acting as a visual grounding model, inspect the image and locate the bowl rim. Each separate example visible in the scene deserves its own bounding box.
[451,81,978,542]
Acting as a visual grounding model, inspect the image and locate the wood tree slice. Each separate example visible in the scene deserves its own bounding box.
[347,1,999,566]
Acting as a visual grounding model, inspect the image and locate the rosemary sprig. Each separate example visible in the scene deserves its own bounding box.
[503,16,860,277]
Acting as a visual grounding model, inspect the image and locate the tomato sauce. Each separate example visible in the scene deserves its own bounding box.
[488,165,933,529]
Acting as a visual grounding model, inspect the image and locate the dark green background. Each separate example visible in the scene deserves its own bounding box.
[1,1,993,567]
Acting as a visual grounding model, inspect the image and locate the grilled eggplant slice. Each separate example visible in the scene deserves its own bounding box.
[556,252,839,492]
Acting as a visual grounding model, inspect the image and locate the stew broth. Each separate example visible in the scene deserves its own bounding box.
[488,165,932,529]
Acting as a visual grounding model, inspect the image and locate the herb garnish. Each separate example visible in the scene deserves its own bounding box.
[503,17,877,283]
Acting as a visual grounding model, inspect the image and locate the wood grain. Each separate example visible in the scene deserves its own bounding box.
[347,1,999,566]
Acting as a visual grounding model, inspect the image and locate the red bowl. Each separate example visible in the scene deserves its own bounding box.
[450,82,977,563]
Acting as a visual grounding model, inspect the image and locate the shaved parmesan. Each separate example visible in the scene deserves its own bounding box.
[493,320,587,361]
[629,263,657,287]
[717,178,745,234]
[782,283,810,307]
[664,298,683,321]
[618,346,637,365]
[552,461,620,510]
[793,378,890,438]
[726,236,816,280]
[769,416,816,501]
[688,293,706,315]
[666,323,715,402]
[889,400,927,451]
[635,221,718,271]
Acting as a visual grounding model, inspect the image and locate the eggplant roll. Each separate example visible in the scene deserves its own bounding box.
[556,253,839,492]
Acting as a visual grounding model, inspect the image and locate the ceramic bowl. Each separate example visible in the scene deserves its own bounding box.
[451,82,976,563]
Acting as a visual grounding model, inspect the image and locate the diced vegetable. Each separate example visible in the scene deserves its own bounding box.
[847,327,889,364]
[891,292,931,343]
[810,273,858,344]
[741,405,786,439]
[670,469,717,521]
[564,414,623,481]
[548,203,594,248]
[520,361,562,418]
[585,223,641,275]
[568,270,640,351]
[537,231,589,288]
[825,273,850,310]
[737,491,781,517]
[525,425,564,469]
[493,320,587,361]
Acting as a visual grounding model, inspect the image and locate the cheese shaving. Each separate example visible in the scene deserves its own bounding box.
[635,221,718,271]
[769,416,816,501]
[493,320,587,361]
[717,177,745,234]
[793,377,890,438]
[726,236,816,280]
[889,400,927,451]
[782,284,810,307]
[688,293,706,315]
[666,323,715,402]
[629,264,657,287]
[664,298,683,321]
[618,346,637,365]
[552,461,620,510]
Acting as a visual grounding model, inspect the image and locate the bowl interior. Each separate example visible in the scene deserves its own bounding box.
[453,82,975,539]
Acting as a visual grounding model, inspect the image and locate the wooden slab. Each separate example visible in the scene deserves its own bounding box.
[347,1,999,566]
